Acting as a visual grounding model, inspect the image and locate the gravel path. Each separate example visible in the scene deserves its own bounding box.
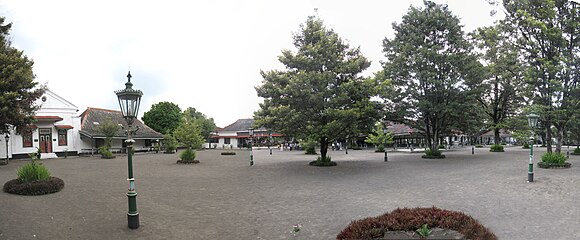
[1,146,579,239]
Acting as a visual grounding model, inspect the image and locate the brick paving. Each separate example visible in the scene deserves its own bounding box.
[1,146,580,240]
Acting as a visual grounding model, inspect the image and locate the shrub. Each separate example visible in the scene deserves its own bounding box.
[163,134,178,153]
[541,152,567,164]
[337,207,497,240]
[221,152,236,155]
[489,144,504,152]
[573,147,580,155]
[3,177,64,195]
[17,162,51,183]
[438,145,445,149]
[424,149,442,156]
[475,145,483,148]
[375,145,385,152]
[99,146,115,159]
[522,143,530,149]
[304,141,317,155]
[309,156,337,167]
[180,149,196,161]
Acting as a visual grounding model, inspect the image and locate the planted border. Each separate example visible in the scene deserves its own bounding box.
[177,160,200,164]
[221,152,236,155]
[537,162,571,169]
[337,207,496,240]
[3,177,64,195]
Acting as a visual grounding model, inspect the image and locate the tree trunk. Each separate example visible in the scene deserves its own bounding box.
[555,126,563,154]
[494,128,501,145]
[546,124,553,153]
[320,138,329,161]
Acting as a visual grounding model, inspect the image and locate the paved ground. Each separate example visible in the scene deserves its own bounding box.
[1,146,579,240]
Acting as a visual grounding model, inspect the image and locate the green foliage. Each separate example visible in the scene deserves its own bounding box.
[173,118,204,151]
[574,148,580,154]
[142,101,182,134]
[180,148,196,161]
[304,141,317,155]
[255,16,380,160]
[0,17,45,134]
[522,143,530,149]
[438,145,445,149]
[424,149,442,157]
[309,156,336,166]
[99,146,114,158]
[365,123,393,151]
[475,145,484,148]
[380,1,482,152]
[97,117,119,149]
[162,134,178,153]
[541,152,567,164]
[490,144,504,152]
[17,162,51,183]
[416,224,432,238]
[183,107,217,141]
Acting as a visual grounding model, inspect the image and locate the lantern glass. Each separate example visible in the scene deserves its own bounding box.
[527,113,539,128]
[115,72,143,124]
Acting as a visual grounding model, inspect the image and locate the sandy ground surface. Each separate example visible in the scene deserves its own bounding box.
[1,146,579,240]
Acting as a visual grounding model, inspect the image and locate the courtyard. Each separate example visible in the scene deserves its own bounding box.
[1,146,579,240]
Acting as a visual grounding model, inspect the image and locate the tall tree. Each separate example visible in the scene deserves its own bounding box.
[502,0,579,153]
[142,101,182,134]
[471,23,526,144]
[380,1,482,152]
[97,117,119,149]
[255,16,380,163]
[0,17,45,134]
[183,107,217,141]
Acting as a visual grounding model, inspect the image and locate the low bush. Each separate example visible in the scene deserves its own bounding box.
[573,147,580,155]
[438,145,445,149]
[522,143,530,149]
[489,144,504,152]
[304,141,317,155]
[475,145,484,148]
[221,152,236,155]
[375,145,385,152]
[541,152,567,164]
[18,162,51,183]
[163,134,178,153]
[337,207,497,240]
[99,146,115,159]
[309,156,337,167]
[4,177,64,195]
[180,149,196,161]
[423,149,445,158]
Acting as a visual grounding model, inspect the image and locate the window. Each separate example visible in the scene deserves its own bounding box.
[145,139,152,147]
[58,129,68,146]
[22,129,33,147]
[224,138,230,144]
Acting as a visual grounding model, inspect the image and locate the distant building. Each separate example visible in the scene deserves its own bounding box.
[78,107,163,154]
[210,119,282,148]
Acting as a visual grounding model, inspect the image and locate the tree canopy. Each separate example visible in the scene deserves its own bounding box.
[142,101,182,134]
[255,16,380,161]
[183,107,217,141]
[381,1,482,151]
[173,117,204,151]
[0,16,45,134]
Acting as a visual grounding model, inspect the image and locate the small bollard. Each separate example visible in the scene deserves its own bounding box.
[384,150,388,162]
[472,146,474,155]
[269,148,272,155]
[567,145,570,159]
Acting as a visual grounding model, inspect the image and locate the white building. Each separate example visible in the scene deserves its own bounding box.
[1,89,81,159]
[210,119,282,149]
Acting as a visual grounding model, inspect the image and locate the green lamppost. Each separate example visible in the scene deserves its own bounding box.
[527,113,539,183]
[115,71,143,229]
[3,134,9,165]
[383,128,388,162]
[249,128,254,166]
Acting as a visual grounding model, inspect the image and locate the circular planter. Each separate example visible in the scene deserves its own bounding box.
[489,150,505,152]
[421,155,446,159]
[3,177,64,195]
[571,152,580,156]
[177,160,200,164]
[221,152,236,155]
[537,162,571,169]
[309,160,337,167]
[101,156,116,159]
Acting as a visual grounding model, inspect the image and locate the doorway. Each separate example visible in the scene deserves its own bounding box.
[39,128,52,153]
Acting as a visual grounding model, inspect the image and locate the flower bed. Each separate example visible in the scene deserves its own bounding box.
[3,177,64,195]
[337,207,496,240]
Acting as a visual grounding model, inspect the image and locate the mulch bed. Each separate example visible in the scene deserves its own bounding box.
[537,162,571,169]
[176,160,200,164]
[3,177,64,195]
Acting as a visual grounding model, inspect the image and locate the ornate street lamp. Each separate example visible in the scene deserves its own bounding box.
[383,128,388,162]
[527,113,539,183]
[3,134,9,165]
[248,128,254,166]
[115,71,143,229]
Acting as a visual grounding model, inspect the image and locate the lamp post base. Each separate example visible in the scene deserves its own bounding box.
[384,152,388,162]
[527,172,533,183]
[128,213,140,229]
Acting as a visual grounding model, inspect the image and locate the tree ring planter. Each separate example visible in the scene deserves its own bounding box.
[421,155,446,159]
[101,156,116,159]
[309,160,337,167]
[221,152,236,155]
[489,150,505,152]
[537,162,571,169]
[177,160,200,164]
[3,177,64,195]
[571,152,580,156]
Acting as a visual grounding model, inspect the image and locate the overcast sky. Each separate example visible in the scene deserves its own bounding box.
[0,0,500,127]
